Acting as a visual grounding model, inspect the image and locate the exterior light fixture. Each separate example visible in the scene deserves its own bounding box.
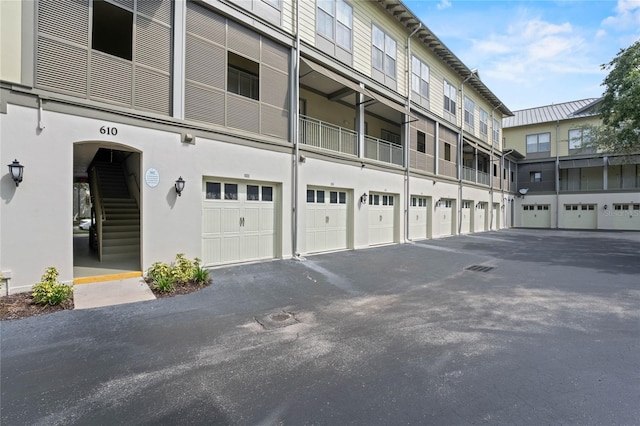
[175,176,185,196]
[476,202,482,208]
[7,159,24,187]
[436,199,443,207]
[360,192,368,204]
[603,204,608,210]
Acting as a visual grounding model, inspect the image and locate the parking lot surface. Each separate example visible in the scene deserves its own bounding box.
[2,229,639,425]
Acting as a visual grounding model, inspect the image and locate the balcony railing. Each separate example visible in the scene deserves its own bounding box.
[364,136,403,166]
[462,166,490,186]
[299,115,357,156]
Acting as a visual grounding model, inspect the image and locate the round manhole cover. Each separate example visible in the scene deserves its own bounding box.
[271,313,291,322]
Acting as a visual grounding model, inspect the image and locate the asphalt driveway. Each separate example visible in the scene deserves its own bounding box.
[2,229,639,425]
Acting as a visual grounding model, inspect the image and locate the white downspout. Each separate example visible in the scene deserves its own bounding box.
[292,0,302,260]
[405,23,421,242]
[555,119,560,229]
[489,102,502,230]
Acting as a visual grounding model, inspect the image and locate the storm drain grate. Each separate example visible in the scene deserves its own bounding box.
[465,265,495,273]
[255,311,299,330]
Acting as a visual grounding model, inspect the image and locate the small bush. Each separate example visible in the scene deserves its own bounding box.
[145,254,210,293]
[32,267,73,306]
[192,265,210,285]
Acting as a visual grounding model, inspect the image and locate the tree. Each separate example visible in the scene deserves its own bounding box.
[590,40,640,154]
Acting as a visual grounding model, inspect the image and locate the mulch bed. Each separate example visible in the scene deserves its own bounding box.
[0,293,74,321]
[1,279,211,321]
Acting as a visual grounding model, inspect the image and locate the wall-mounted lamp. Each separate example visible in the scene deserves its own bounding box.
[603,204,608,210]
[360,192,368,204]
[183,133,194,144]
[7,159,24,187]
[175,176,185,196]
[476,202,482,209]
[436,199,443,207]
[299,155,306,163]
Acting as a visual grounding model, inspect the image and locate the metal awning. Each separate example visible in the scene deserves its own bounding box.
[300,58,367,98]
[363,91,418,122]
[608,155,640,165]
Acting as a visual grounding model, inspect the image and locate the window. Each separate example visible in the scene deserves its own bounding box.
[372,25,396,78]
[317,0,352,51]
[316,190,325,203]
[492,119,500,145]
[464,96,475,129]
[511,171,514,182]
[530,171,542,183]
[224,183,238,200]
[411,56,429,99]
[92,0,133,61]
[479,108,488,136]
[443,80,457,115]
[330,191,338,204]
[417,131,426,153]
[247,185,260,200]
[493,164,497,177]
[569,128,591,150]
[462,201,471,209]
[227,52,259,100]
[444,143,451,161]
[526,133,551,153]
[444,200,452,208]
[369,194,380,205]
[262,0,280,8]
[307,189,315,203]
[206,182,222,200]
[262,186,273,202]
[338,192,346,204]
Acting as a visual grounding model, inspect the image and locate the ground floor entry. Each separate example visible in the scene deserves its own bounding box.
[305,187,349,254]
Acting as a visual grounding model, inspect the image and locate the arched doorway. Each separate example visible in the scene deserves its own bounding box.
[73,142,142,281]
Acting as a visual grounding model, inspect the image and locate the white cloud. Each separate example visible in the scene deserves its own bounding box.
[601,0,640,29]
[437,0,452,11]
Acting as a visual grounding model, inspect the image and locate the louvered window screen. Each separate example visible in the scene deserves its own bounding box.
[185,2,289,140]
[36,0,172,115]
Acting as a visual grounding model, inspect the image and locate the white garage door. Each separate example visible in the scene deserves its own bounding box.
[202,180,277,266]
[492,203,500,230]
[521,205,551,228]
[475,203,487,232]
[461,201,472,234]
[409,196,429,240]
[612,203,640,230]
[306,187,349,254]
[368,193,396,245]
[563,204,596,229]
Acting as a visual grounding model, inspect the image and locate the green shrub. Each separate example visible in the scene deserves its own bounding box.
[153,275,175,293]
[32,267,73,306]
[173,253,196,284]
[146,261,174,283]
[192,265,210,285]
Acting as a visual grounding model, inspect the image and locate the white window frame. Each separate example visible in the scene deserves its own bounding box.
[372,24,396,79]
[492,118,500,145]
[443,80,457,115]
[317,0,353,51]
[411,56,429,100]
[479,108,488,136]
[569,128,591,150]
[526,132,551,153]
[464,96,475,129]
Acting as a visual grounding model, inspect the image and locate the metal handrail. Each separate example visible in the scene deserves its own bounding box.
[299,115,357,156]
[364,135,403,166]
[89,167,105,261]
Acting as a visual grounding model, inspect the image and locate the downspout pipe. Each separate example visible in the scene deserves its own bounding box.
[555,119,560,229]
[458,70,477,234]
[405,23,421,243]
[489,102,502,230]
[292,0,302,260]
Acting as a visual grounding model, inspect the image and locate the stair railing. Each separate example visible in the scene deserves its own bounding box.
[89,167,105,261]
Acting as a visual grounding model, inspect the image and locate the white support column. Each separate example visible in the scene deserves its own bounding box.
[172,0,187,120]
[356,89,365,159]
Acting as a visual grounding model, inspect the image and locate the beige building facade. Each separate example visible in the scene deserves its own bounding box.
[1,0,514,294]
[503,99,640,231]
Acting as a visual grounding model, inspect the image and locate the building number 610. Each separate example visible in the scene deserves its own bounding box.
[100,126,118,136]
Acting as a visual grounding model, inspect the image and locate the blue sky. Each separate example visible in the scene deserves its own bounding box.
[403,0,640,111]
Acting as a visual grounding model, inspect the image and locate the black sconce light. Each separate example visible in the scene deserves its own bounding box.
[7,159,24,187]
[436,198,443,207]
[360,192,368,204]
[476,202,482,209]
[603,204,608,210]
[175,176,185,196]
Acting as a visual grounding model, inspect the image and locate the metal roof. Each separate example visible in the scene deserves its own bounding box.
[503,98,602,128]
[377,0,513,117]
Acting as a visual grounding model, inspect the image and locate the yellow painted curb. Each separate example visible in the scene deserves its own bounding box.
[73,271,143,285]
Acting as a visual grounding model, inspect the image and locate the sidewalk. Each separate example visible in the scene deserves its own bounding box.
[73,277,155,309]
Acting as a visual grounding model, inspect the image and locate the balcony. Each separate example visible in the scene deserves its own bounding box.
[462,166,490,186]
[364,136,403,166]
[299,115,357,156]
[299,115,403,166]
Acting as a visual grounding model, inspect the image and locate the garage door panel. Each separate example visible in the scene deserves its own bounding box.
[221,236,240,262]
[202,238,221,264]
[222,208,241,233]
[203,208,221,234]
[563,204,596,229]
[305,187,349,254]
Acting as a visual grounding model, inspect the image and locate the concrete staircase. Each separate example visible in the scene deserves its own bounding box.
[93,162,140,262]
